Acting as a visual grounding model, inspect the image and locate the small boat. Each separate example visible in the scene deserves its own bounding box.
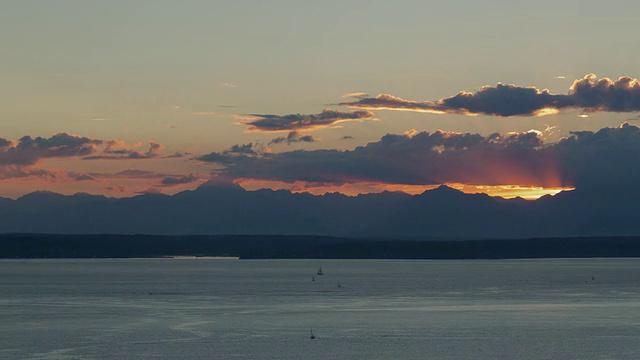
[310,328,316,340]
[312,276,315,282]
[317,267,324,276]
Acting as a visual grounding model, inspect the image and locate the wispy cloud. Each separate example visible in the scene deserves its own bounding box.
[342,92,370,99]
[82,141,172,160]
[89,169,199,183]
[269,131,316,146]
[340,74,640,117]
[192,111,220,116]
[219,82,238,88]
[0,166,56,180]
[89,169,166,179]
[240,109,376,132]
[159,174,199,187]
[70,173,97,181]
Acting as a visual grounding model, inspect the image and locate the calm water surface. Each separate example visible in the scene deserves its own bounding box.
[1,258,640,359]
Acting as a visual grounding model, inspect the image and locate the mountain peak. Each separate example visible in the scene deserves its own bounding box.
[18,190,64,200]
[423,185,463,196]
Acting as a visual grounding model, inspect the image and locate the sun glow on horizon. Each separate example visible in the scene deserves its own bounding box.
[236,179,573,200]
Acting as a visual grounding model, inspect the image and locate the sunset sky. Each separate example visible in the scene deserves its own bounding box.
[2,1,640,199]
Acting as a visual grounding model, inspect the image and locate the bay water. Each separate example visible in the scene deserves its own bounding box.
[1,258,640,359]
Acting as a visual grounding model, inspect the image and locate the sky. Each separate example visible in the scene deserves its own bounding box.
[1,0,640,199]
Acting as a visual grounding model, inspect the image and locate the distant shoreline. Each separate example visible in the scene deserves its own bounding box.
[163,256,240,260]
[2,234,640,260]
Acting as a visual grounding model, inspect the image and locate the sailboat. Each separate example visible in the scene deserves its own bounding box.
[316,267,323,275]
[310,328,316,340]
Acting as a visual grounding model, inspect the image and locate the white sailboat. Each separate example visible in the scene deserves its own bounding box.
[310,327,316,340]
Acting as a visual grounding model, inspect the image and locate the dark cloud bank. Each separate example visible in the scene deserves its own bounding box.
[340,74,640,117]
[198,123,640,189]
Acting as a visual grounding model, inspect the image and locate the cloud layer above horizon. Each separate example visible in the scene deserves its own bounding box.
[0,133,186,190]
[340,74,640,117]
[198,123,640,190]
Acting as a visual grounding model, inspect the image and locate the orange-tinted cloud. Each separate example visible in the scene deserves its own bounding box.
[82,141,172,160]
[69,173,96,181]
[341,74,640,117]
[0,166,56,180]
[342,92,370,99]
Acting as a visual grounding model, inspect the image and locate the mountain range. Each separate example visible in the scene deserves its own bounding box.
[0,184,638,239]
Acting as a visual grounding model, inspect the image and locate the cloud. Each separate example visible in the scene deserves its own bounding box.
[82,141,167,160]
[552,123,640,189]
[160,174,198,186]
[195,143,260,165]
[269,131,316,146]
[240,109,376,132]
[342,92,370,99]
[226,143,259,155]
[89,169,166,179]
[0,133,102,166]
[0,133,177,181]
[106,185,127,193]
[196,123,640,190]
[340,74,640,117]
[0,166,56,180]
[70,173,96,181]
[198,128,556,187]
[88,169,201,189]
[0,138,14,150]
